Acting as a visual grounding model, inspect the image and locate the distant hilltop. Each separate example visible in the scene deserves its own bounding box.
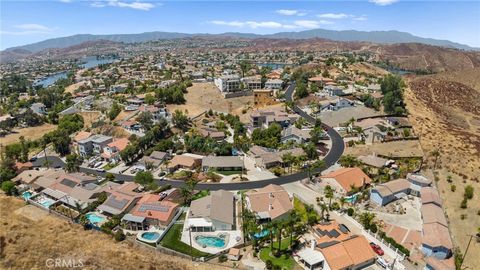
[4,28,478,53]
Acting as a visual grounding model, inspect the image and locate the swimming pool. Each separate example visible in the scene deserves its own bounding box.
[22,191,33,201]
[195,235,226,248]
[35,196,55,209]
[253,229,270,239]
[86,212,106,225]
[141,232,160,241]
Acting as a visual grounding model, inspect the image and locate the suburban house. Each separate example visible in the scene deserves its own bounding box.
[167,154,202,172]
[370,174,433,206]
[265,79,283,90]
[248,146,305,169]
[72,131,92,155]
[77,134,113,157]
[320,235,376,270]
[198,128,226,141]
[320,167,372,195]
[281,126,311,144]
[250,109,299,129]
[245,184,293,222]
[308,76,334,87]
[253,89,277,108]
[98,182,143,216]
[187,190,235,231]
[101,138,130,163]
[324,85,345,96]
[214,75,241,93]
[121,194,180,231]
[30,102,47,115]
[140,151,168,168]
[421,192,453,260]
[320,98,354,111]
[242,77,262,90]
[138,104,168,121]
[201,156,243,172]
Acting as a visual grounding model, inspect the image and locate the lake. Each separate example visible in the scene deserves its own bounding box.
[79,56,117,69]
[33,71,68,88]
[33,56,118,88]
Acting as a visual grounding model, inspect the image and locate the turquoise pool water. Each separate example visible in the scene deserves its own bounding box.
[253,230,269,239]
[38,197,55,208]
[141,232,160,241]
[86,212,106,224]
[195,235,226,248]
[22,191,32,201]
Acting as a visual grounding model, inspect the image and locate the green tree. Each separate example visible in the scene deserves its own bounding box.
[65,154,82,173]
[134,171,154,185]
[1,180,17,196]
[137,111,154,131]
[172,110,189,131]
[108,102,122,120]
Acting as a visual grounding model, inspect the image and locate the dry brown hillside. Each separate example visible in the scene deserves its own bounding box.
[0,195,228,270]
[405,68,480,268]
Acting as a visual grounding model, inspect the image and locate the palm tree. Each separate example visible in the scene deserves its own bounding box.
[324,185,334,209]
[318,202,328,221]
[267,221,275,251]
[359,211,376,230]
[431,148,440,170]
[339,197,347,210]
[180,179,197,205]
[288,211,298,247]
[282,152,294,174]
[276,221,284,252]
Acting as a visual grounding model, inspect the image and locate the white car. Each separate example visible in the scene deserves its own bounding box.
[376,257,390,269]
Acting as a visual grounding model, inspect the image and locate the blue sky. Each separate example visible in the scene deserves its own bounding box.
[1,1,479,50]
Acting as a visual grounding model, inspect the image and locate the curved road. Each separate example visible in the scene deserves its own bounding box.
[33,83,344,190]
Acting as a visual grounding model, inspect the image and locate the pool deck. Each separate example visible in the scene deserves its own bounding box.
[180,222,242,254]
[136,228,166,244]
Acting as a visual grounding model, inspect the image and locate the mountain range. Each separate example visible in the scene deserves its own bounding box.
[4,29,477,53]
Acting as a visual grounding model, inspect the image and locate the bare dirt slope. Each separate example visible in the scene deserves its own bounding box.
[0,195,227,270]
[405,68,480,267]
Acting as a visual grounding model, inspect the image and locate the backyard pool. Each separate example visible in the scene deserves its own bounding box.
[195,235,227,248]
[22,191,33,201]
[86,212,106,225]
[142,232,160,241]
[33,195,56,209]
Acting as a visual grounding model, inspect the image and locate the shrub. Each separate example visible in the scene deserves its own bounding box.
[218,254,228,263]
[450,185,456,192]
[114,230,126,242]
[347,208,355,216]
[370,223,378,233]
[265,260,273,269]
[460,214,467,220]
[1,181,17,196]
[379,233,410,256]
[460,198,468,209]
[464,185,474,200]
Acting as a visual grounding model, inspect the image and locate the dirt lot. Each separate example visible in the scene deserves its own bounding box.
[78,111,102,128]
[0,195,228,270]
[64,81,88,94]
[319,106,383,126]
[344,140,424,158]
[167,83,253,120]
[0,123,57,146]
[405,69,480,268]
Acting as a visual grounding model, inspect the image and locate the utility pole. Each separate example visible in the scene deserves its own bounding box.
[460,234,478,269]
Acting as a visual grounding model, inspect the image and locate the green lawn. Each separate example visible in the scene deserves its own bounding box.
[102,163,117,171]
[160,224,210,258]
[191,190,210,201]
[259,239,296,270]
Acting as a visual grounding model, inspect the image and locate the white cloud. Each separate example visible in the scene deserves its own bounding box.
[369,0,399,6]
[317,13,350,19]
[353,15,368,21]
[91,0,156,11]
[293,20,333,28]
[210,19,333,30]
[1,24,55,35]
[210,20,284,29]
[14,24,52,31]
[275,9,306,16]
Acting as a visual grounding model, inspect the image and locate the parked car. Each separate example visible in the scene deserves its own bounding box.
[94,162,103,168]
[29,156,37,162]
[158,171,166,180]
[370,242,384,256]
[376,257,389,269]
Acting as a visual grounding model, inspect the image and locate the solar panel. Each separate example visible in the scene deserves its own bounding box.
[105,196,129,209]
[339,224,350,233]
[60,178,77,188]
[138,203,170,212]
[314,228,326,236]
[318,241,339,249]
[327,229,340,238]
